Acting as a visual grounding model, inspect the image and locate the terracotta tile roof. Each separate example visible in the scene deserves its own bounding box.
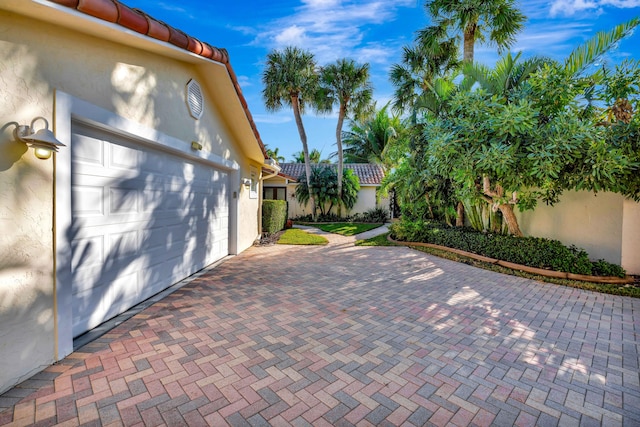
[278,163,385,185]
[47,0,268,159]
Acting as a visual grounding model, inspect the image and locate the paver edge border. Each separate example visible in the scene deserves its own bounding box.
[386,235,634,285]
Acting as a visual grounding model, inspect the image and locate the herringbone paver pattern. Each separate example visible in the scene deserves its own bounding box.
[1,229,639,426]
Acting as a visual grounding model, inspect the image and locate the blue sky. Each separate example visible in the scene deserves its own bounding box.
[123,0,640,162]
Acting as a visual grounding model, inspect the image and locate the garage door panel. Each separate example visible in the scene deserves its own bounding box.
[72,186,105,217]
[73,133,105,166]
[72,235,105,272]
[71,122,229,337]
[109,143,139,171]
[110,187,139,214]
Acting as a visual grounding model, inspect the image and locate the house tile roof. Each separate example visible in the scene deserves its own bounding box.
[47,0,268,159]
[278,163,385,185]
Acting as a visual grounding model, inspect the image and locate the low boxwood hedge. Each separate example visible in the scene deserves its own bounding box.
[389,220,626,277]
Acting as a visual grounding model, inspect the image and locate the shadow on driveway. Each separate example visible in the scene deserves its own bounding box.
[1,234,639,426]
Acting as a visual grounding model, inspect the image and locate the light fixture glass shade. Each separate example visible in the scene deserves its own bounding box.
[33,147,53,160]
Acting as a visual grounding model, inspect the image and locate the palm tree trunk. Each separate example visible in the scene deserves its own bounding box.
[291,95,316,220]
[336,104,346,217]
[463,22,477,62]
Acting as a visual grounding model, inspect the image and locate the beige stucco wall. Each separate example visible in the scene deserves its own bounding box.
[351,186,389,216]
[622,198,640,275]
[516,191,639,274]
[0,139,56,394]
[0,9,262,393]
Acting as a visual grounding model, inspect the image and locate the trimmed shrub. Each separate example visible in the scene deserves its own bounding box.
[389,219,626,277]
[353,207,389,223]
[262,200,287,234]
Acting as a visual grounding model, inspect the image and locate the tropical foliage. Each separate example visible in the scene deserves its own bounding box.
[295,167,360,216]
[292,149,330,164]
[421,0,526,62]
[385,17,640,237]
[265,145,285,164]
[340,104,405,169]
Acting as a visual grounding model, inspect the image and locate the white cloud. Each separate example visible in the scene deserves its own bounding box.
[236,75,252,87]
[274,26,308,46]
[301,0,341,7]
[156,2,194,18]
[251,0,416,64]
[550,0,640,16]
[512,22,593,55]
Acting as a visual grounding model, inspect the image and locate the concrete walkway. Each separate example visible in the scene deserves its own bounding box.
[1,230,639,426]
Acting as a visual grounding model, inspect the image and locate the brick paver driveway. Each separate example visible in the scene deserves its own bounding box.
[1,229,639,426]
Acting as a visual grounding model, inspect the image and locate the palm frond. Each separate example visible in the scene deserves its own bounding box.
[564,17,639,77]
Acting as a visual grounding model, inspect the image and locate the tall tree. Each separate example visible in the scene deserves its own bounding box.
[418,0,526,226]
[421,0,526,63]
[319,59,373,215]
[421,19,640,236]
[341,104,403,170]
[389,38,459,113]
[263,46,319,220]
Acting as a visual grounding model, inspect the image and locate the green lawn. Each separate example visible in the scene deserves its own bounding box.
[277,229,328,245]
[355,232,397,246]
[314,223,382,236]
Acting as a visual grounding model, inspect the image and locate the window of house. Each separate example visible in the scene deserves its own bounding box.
[263,187,286,200]
[250,166,258,199]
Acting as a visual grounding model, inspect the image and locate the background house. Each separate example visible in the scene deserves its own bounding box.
[0,0,276,394]
[264,163,389,218]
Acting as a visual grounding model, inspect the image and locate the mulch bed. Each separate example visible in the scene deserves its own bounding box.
[254,231,285,246]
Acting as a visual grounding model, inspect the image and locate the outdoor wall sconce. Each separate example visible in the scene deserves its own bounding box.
[242,178,252,187]
[8,116,66,160]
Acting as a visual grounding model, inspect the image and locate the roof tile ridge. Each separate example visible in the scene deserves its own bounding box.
[77,0,119,22]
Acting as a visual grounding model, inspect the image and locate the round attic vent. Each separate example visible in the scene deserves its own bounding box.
[186,79,204,119]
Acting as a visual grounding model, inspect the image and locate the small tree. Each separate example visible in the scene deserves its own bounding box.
[295,167,360,216]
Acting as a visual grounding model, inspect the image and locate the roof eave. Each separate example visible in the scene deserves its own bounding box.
[1,0,268,160]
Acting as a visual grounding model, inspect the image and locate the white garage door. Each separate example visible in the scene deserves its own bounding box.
[71,122,228,337]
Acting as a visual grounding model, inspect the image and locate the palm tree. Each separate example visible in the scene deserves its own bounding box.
[265,145,285,164]
[461,52,551,99]
[421,0,526,63]
[293,148,328,164]
[389,39,459,113]
[415,1,524,227]
[319,59,373,215]
[341,104,403,170]
[262,46,319,219]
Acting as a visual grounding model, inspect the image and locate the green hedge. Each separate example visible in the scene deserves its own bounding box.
[262,200,288,234]
[389,219,626,277]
